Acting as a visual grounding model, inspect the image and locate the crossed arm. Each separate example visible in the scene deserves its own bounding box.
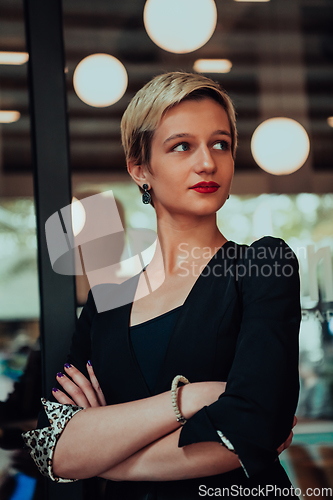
[51,363,295,482]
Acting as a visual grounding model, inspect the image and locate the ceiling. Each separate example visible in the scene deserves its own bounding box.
[0,0,332,177]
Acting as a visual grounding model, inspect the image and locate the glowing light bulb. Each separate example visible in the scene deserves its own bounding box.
[143,0,217,54]
[73,54,128,107]
[0,52,29,65]
[251,118,310,175]
[193,59,232,73]
[0,111,20,123]
[71,197,86,237]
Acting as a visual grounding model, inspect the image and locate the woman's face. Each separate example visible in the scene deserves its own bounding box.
[146,98,234,219]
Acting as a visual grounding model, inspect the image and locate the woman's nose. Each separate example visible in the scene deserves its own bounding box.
[195,145,216,172]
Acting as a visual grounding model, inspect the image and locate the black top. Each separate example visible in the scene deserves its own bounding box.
[130,306,182,393]
[42,236,301,499]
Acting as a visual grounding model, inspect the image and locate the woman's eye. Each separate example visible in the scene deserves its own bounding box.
[173,142,189,152]
[213,140,229,151]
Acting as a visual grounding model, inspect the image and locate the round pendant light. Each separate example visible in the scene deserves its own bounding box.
[143,0,217,54]
[251,117,310,175]
[73,54,128,107]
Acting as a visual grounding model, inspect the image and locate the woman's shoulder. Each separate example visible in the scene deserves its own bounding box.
[234,235,298,263]
[233,236,300,291]
[218,236,297,269]
[237,235,289,249]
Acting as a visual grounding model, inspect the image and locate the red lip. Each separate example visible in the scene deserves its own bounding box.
[190,182,220,194]
[190,182,220,188]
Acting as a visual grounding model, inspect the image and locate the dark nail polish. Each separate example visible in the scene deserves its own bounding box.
[64,363,71,369]
[87,360,92,366]
[57,372,63,378]
[52,387,59,392]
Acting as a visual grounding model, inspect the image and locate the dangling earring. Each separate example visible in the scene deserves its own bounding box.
[142,183,151,204]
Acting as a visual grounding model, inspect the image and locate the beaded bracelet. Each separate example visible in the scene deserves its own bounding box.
[171,375,190,425]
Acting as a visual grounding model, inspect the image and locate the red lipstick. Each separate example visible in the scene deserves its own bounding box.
[190,181,220,193]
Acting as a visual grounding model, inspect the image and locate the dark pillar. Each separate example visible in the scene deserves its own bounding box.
[23,1,83,498]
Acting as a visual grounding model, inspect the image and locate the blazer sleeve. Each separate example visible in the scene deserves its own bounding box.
[37,288,97,430]
[178,236,301,478]
[24,289,97,481]
[30,290,96,446]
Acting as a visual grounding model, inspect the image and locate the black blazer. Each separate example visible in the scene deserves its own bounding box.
[63,235,301,499]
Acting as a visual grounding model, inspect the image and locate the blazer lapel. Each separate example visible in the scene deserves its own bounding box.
[92,272,152,404]
[153,242,238,395]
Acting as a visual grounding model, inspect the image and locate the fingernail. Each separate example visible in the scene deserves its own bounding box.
[87,360,92,366]
[64,363,71,369]
[57,372,64,378]
[52,387,59,392]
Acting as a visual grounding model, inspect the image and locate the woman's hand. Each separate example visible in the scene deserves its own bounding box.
[52,362,106,408]
[277,416,297,455]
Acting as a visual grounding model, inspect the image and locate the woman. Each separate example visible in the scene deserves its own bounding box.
[23,72,301,499]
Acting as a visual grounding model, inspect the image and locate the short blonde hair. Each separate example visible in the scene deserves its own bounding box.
[121,71,237,169]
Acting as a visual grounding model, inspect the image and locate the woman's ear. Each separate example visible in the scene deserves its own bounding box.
[127,160,149,188]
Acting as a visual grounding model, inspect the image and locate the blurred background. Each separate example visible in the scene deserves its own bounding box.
[0,0,332,498]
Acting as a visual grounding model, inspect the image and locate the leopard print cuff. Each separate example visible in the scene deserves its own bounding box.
[216,430,249,478]
[22,398,84,483]
[216,430,235,452]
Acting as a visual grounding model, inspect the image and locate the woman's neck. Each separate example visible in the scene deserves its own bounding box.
[148,213,227,278]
